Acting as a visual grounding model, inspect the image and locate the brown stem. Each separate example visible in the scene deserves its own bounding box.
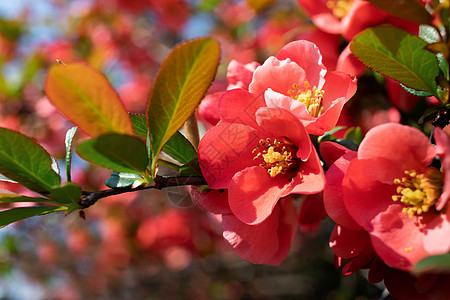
[78,175,207,209]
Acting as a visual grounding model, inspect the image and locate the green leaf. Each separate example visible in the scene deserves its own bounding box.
[344,127,363,146]
[437,53,449,81]
[179,158,202,176]
[45,62,134,137]
[365,0,432,24]
[350,26,440,97]
[130,113,148,140]
[0,191,57,205]
[0,128,60,193]
[147,37,220,175]
[400,84,434,97]
[76,133,149,173]
[318,126,346,143]
[130,113,197,165]
[163,131,197,165]
[65,127,77,182]
[413,254,450,275]
[105,171,143,188]
[50,182,82,205]
[0,206,66,228]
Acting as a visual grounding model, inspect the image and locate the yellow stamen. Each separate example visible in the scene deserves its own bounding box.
[392,168,443,218]
[404,247,413,252]
[253,138,300,177]
[326,0,354,19]
[287,82,324,118]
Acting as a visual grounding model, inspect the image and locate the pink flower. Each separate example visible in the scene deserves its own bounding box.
[197,60,260,129]
[250,40,357,135]
[340,123,450,271]
[321,140,450,299]
[199,101,325,226]
[192,188,299,265]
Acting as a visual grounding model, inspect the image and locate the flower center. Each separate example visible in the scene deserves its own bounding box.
[392,169,443,218]
[326,0,354,19]
[287,81,324,118]
[253,138,300,177]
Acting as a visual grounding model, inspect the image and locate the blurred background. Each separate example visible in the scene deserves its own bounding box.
[0,0,393,299]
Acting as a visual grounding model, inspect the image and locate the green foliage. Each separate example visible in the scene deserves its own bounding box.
[365,0,432,24]
[105,171,143,188]
[147,37,220,175]
[0,206,66,229]
[65,127,77,182]
[413,253,450,275]
[0,127,60,193]
[130,113,148,140]
[49,182,82,205]
[350,26,440,98]
[76,133,149,174]
[45,62,134,137]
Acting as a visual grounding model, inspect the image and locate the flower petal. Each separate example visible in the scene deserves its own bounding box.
[222,198,297,265]
[434,127,450,210]
[191,187,231,215]
[198,123,261,189]
[226,60,260,90]
[324,151,361,230]
[358,123,436,171]
[229,166,288,225]
[249,56,307,96]
[255,107,311,161]
[286,146,325,195]
[276,40,327,88]
[329,225,370,259]
[219,89,265,129]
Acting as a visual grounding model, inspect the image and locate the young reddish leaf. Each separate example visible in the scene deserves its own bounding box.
[0,128,60,193]
[350,26,439,97]
[45,62,134,137]
[76,133,149,173]
[0,206,66,228]
[147,37,220,174]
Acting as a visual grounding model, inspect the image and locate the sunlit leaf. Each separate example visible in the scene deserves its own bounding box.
[0,206,66,228]
[413,254,450,275]
[130,113,147,140]
[365,0,432,24]
[147,37,220,174]
[77,133,149,173]
[351,26,439,97]
[45,62,134,137]
[0,128,60,193]
[65,127,77,182]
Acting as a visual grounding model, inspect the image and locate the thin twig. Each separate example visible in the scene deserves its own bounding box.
[78,175,207,209]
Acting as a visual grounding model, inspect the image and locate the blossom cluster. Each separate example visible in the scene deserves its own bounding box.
[194,1,450,298]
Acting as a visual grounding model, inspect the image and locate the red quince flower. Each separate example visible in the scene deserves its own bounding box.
[198,103,325,226]
[341,123,450,271]
[297,0,388,41]
[249,40,357,135]
[197,60,260,129]
[192,188,299,265]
